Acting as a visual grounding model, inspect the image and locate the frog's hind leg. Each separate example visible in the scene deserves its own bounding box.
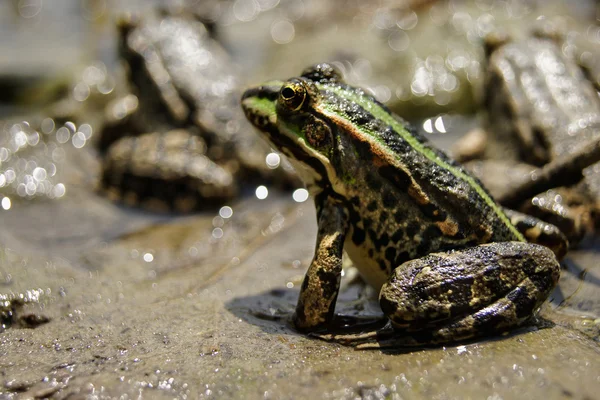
[410,278,551,345]
[318,275,554,350]
[379,241,561,346]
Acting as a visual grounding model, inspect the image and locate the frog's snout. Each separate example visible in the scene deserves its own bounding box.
[241,84,280,102]
[241,85,281,130]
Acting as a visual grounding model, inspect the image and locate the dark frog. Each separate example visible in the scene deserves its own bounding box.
[241,63,567,347]
[99,11,298,212]
[456,32,600,244]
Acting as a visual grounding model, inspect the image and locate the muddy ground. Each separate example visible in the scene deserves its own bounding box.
[0,181,599,399]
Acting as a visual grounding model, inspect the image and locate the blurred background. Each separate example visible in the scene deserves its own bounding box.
[2,0,600,206]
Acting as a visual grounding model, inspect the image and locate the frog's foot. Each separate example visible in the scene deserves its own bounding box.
[311,322,435,350]
[329,314,388,331]
[380,242,561,345]
[518,189,594,247]
[502,208,568,258]
[310,320,394,347]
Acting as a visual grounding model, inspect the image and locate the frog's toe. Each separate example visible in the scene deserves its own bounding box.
[503,208,569,259]
[310,321,393,347]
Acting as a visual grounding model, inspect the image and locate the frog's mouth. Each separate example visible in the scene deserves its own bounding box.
[241,85,332,191]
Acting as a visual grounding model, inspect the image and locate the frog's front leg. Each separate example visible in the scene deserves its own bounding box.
[379,242,560,344]
[293,195,348,331]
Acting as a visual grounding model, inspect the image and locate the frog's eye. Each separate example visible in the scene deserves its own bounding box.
[278,79,307,111]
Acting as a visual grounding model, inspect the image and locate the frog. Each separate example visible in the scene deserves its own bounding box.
[241,63,567,347]
[98,11,299,212]
[454,31,600,244]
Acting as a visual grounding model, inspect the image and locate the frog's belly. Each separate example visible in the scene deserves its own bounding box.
[344,240,389,293]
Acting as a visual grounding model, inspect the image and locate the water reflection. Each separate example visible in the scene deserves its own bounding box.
[255,185,268,199]
[0,119,93,204]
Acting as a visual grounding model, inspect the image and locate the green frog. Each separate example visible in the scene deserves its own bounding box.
[241,63,567,346]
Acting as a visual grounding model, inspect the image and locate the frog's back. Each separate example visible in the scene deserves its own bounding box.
[312,82,523,288]
[485,36,600,164]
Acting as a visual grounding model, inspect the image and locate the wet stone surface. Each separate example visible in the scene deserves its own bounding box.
[0,187,599,399]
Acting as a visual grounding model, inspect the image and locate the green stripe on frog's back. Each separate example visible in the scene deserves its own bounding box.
[314,82,525,242]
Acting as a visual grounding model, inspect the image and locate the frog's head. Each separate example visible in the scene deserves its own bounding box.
[241,63,349,193]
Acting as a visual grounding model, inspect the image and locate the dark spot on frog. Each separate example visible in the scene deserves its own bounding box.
[394,251,411,268]
[353,138,374,161]
[406,221,420,238]
[391,229,405,244]
[471,302,514,333]
[420,202,446,221]
[442,284,475,313]
[374,233,390,251]
[365,172,382,191]
[346,204,360,223]
[378,211,389,225]
[327,245,339,258]
[316,269,339,301]
[325,298,337,322]
[474,224,492,241]
[512,218,533,233]
[351,227,366,246]
[378,165,411,192]
[367,200,378,212]
[367,229,378,244]
[363,217,373,231]
[421,225,443,243]
[378,258,388,272]
[481,265,502,282]
[416,240,431,257]
[294,307,307,328]
[368,248,374,258]
[394,209,406,224]
[382,190,396,208]
[452,228,467,240]
[380,126,418,156]
[506,285,536,319]
[347,106,374,128]
[385,247,397,265]
[529,264,558,292]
